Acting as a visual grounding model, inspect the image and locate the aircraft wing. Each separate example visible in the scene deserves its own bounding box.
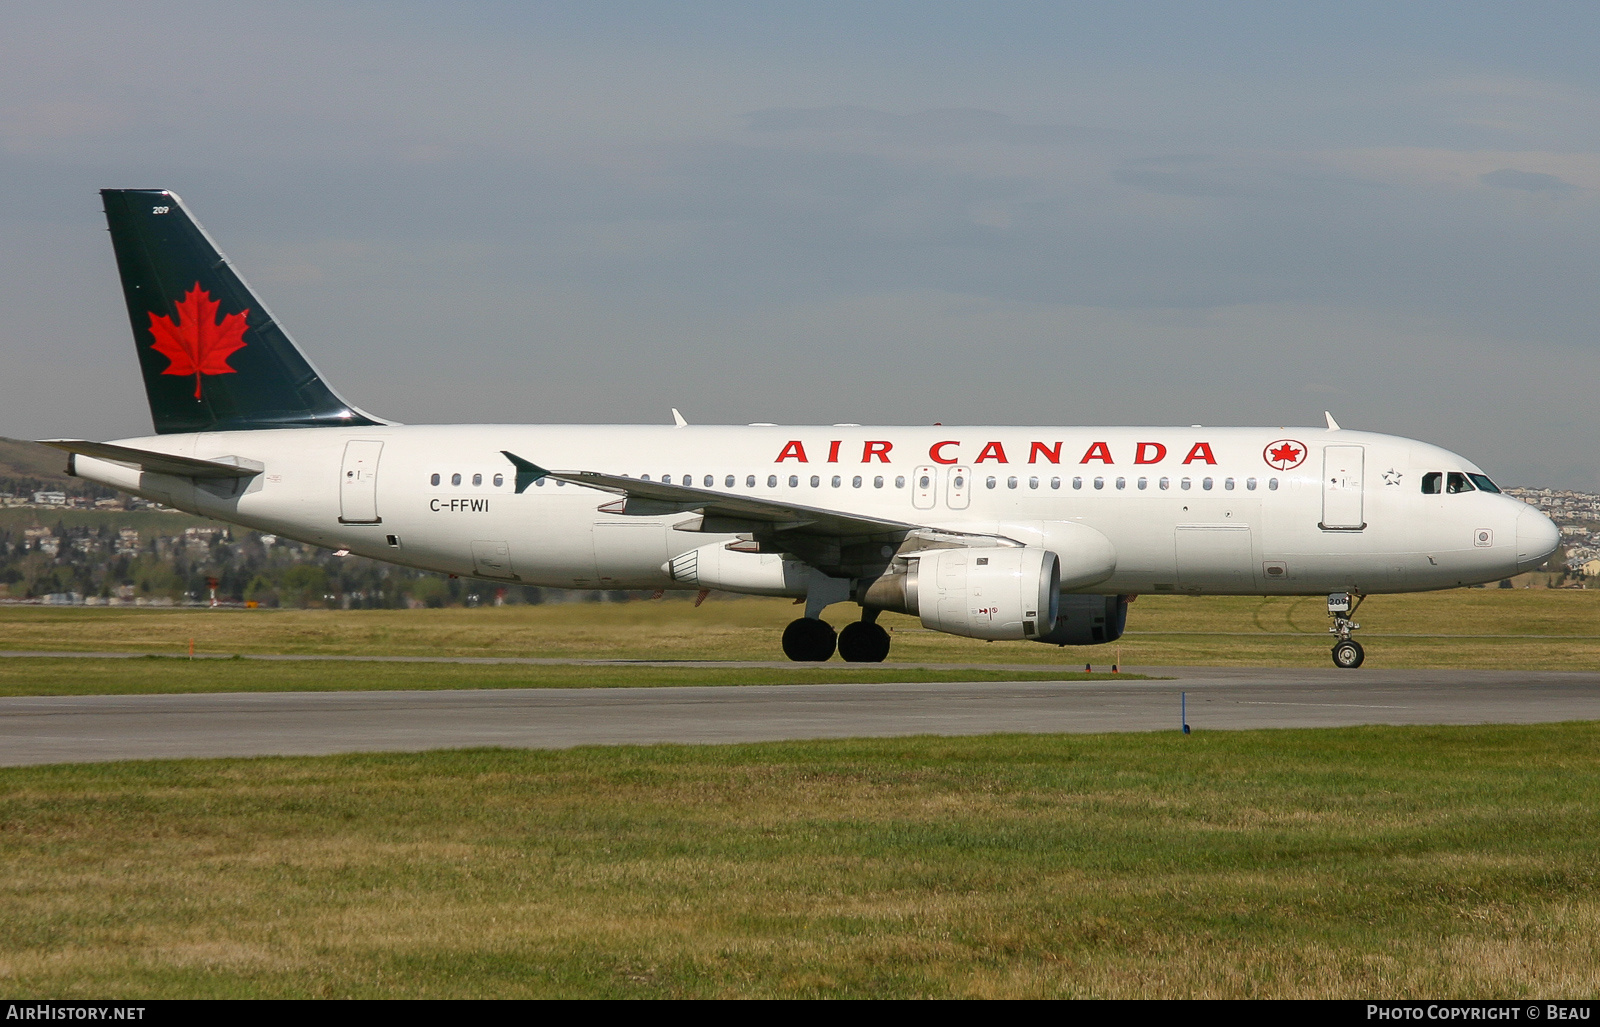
[501,451,918,538]
[39,440,263,480]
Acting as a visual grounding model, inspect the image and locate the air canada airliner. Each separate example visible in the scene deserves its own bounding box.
[43,190,1561,668]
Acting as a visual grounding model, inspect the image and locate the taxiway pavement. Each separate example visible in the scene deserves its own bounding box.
[2,665,1597,766]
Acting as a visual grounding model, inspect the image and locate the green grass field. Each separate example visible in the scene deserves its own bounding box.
[0,657,1127,697]
[1,588,1595,671]
[2,726,1597,998]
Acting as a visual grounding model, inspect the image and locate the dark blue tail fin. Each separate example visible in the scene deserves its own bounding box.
[101,188,384,434]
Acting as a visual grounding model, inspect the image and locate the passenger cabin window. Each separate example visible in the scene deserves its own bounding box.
[1093,477,1104,490]
[767,475,777,487]
[430,473,440,486]
[1029,476,1039,489]
[1268,478,1279,490]
[726,475,735,488]
[874,476,884,488]
[472,473,482,486]
[1159,477,1170,490]
[662,475,672,484]
[1202,477,1213,491]
[1073,477,1083,490]
[1422,472,1442,494]
[852,475,862,488]
[704,475,714,488]
[1469,474,1500,493]
[789,475,799,488]
[831,475,841,488]
[493,474,504,487]
[1050,477,1060,489]
[1181,478,1192,490]
[1246,477,1257,491]
[1008,476,1018,489]
[451,473,462,486]
[1137,477,1147,490]
[747,475,756,487]
[810,475,820,488]
[895,476,906,488]
[985,476,997,489]
[1224,477,1235,490]
[1447,472,1475,494]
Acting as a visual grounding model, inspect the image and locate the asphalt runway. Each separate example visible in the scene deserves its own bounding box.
[2,664,1598,766]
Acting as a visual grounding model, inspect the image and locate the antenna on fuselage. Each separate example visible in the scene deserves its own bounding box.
[1324,411,1342,431]
[671,408,688,428]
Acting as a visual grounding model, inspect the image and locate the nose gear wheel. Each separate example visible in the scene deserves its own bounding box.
[1326,592,1366,668]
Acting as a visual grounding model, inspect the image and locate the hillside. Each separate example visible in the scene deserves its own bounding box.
[0,437,75,485]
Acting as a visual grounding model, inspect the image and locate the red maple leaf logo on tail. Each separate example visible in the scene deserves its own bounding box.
[148,283,248,400]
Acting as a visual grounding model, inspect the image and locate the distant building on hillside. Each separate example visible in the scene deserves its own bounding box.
[31,491,66,506]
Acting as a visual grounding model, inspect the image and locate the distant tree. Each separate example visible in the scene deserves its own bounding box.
[280,565,329,608]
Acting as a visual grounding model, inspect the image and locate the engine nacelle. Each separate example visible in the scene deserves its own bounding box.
[666,543,808,596]
[865,547,1060,641]
[1032,594,1131,646]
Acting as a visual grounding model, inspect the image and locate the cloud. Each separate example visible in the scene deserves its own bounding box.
[1479,168,1578,192]
[745,106,1120,146]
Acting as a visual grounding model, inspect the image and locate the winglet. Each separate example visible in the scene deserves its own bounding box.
[500,451,548,494]
[671,408,688,428]
[1324,411,1341,431]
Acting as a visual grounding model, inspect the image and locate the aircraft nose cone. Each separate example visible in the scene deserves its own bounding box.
[1515,505,1560,573]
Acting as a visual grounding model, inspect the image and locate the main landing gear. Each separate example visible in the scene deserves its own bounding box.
[782,608,891,663]
[1327,592,1365,669]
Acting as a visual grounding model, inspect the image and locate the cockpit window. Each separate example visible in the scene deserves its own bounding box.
[1446,472,1475,494]
[1468,473,1501,494]
[1421,472,1442,495]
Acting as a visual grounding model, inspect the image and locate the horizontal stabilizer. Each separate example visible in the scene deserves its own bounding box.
[39,440,263,480]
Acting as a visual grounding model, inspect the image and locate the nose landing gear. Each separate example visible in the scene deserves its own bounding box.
[1327,592,1365,668]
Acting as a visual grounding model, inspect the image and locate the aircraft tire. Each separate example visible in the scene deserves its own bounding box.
[1331,639,1365,669]
[838,621,891,663]
[782,617,837,662]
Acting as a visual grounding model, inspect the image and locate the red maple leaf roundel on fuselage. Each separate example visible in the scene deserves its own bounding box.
[147,283,249,400]
[1263,439,1307,470]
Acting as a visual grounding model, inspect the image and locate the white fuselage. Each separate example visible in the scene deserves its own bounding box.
[71,424,1557,597]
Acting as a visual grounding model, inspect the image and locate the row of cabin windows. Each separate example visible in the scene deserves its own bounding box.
[430,472,504,487]
[630,474,908,489]
[999,475,1275,491]
[1421,471,1500,495]
[432,471,1285,493]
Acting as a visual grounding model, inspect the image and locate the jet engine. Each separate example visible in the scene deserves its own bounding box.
[1032,594,1131,646]
[666,543,807,596]
[863,547,1060,641]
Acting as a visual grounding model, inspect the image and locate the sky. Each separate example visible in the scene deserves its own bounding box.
[3,1,1597,489]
